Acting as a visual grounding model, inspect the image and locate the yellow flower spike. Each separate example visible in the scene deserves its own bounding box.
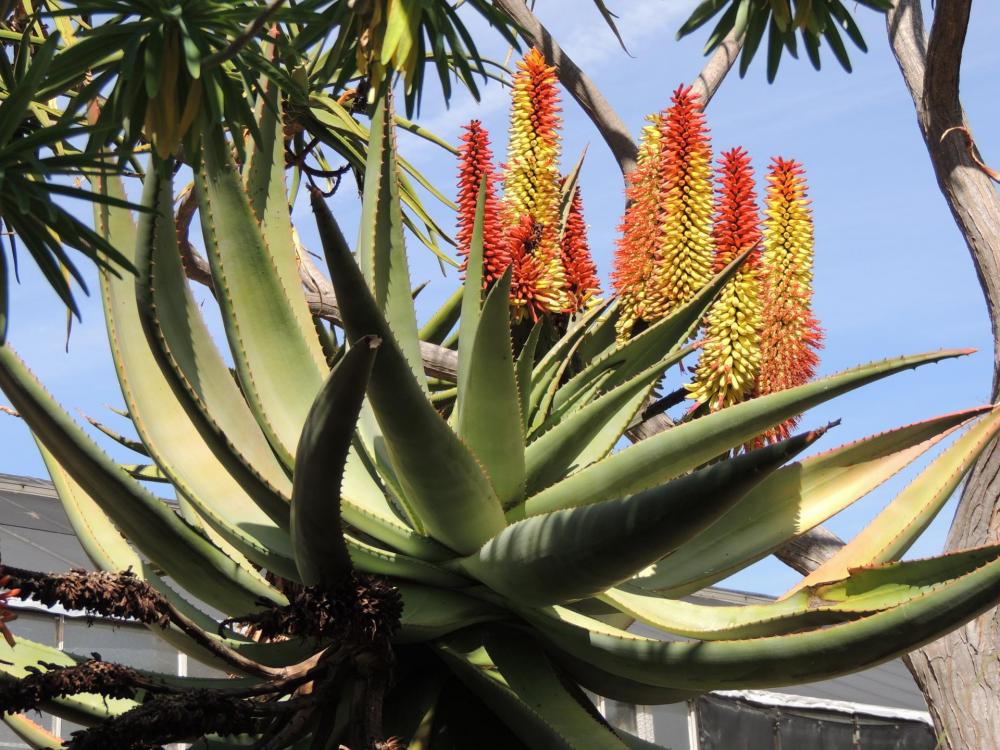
[754,156,824,445]
[688,147,763,411]
[504,48,572,316]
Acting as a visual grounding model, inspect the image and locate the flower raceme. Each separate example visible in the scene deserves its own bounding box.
[755,157,823,442]
[613,116,663,339]
[454,48,601,318]
[560,183,601,309]
[613,86,714,340]
[688,147,763,411]
[455,121,508,285]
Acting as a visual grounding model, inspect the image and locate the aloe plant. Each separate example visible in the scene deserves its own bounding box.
[0,88,999,749]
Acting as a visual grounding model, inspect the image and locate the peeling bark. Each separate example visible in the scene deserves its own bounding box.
[885,1,1000,747]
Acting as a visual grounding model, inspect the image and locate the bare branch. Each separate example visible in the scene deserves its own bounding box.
[690,31,743,108]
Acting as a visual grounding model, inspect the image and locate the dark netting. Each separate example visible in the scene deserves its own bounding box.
[696,694,937,749]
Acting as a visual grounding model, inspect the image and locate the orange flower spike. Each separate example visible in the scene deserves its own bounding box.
[755,156,824,443]
[613,115,663,339]
[504,48,571,315]
[647,85,715,321]
[561,183,602,310]
[688,147,763,410]
[455,120,508,285]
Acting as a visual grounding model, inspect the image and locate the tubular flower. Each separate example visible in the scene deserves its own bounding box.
[560,183,602,311]
[755,157,824,443]
[688,147,763,410]
[503,48,571,316]
[613,116,663,339]
[1,572,19,646]
[456,120,509,285]
[647,85,715,320]
[507,215,559,320]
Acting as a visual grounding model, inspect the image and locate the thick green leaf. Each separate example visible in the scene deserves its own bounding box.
[312,190,505,555]
[435,634,599,750]
[552,650,700,705]
[457,269,525,507]
[34,442,281,672]
[245,64,329,377]
[134,164,296,528]
[0,635,139,723]
[526,544,1000,691]
[523,350,971,517]
[792,406,1000,593]
[3,713,62,749]
[455,175,488,395]
[395,583,506,643]
[465,427,826,605]
[633,407,988,596]
[0,345,285,615]
[523,348,689,497]
[486,630,631,750]
[96,170,298,580]
[345,533,469,588]
[198,124,326,467]
[292,337,379,586]
[552,250,749,416]
[356,94,426,388]
[605,562,953,641]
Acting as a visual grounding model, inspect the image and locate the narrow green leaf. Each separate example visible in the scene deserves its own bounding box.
[455,175,488,402]
[552,251,749,415]
[523,350,687,498]
[418,285,463,345]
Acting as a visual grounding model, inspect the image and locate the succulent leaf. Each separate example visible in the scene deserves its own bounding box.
[470,427,826,605]
[291,337,379,588]
[312,189,505,555]
[634,406,991,596]
[520,350,971,518]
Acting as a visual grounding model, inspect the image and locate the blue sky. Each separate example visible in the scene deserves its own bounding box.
[2,0,999,596]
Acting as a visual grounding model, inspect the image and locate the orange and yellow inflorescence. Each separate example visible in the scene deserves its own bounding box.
[560,183,601,309]
[755,157,823,442]
[503,48,572,317]
[456,120,508,285]
[613,87,714,340]
[454,48,600,319]
[613,115,663,339]
[688,147,763,410]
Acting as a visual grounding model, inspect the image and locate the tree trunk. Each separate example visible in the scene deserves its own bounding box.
[886,2,1000,747]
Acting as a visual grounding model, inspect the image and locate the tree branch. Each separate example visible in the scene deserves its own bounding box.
[690,31,742,108]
